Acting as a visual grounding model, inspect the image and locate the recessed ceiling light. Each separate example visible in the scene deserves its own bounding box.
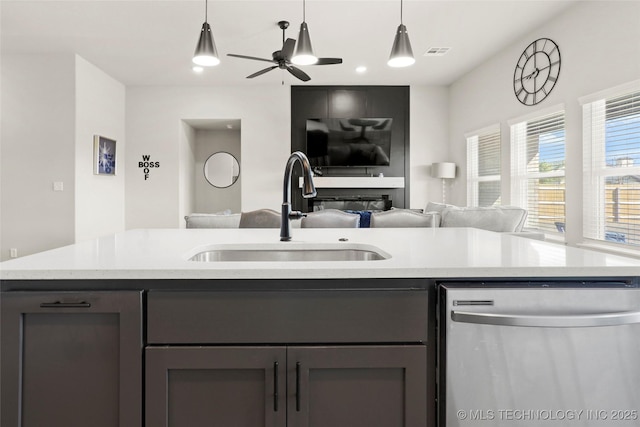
[356,66,367,73]
[226,124,233,129]
[424,47,451,57]
[192,65,204,73]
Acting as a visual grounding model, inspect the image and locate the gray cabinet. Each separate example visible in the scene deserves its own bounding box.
[146,345,426,427]
[1,291,143,427]
[0,286,430,427]
[145,289,428,427]
[288,345,426,427]
[146,346,287,427]
[147,290,429,344]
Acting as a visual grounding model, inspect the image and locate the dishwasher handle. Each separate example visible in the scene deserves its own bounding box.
[451,310,640,328]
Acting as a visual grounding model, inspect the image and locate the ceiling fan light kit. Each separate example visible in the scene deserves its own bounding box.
[292,22,318,65]
[291,0,318,65]
[226,20,342,82]
[388,0,415,68]
[192,0,220,67]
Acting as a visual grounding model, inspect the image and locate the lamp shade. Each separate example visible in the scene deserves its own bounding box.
[292,22,318,65]
[431,162,456,179]
[193,22,220,67]
[388,24,415,67]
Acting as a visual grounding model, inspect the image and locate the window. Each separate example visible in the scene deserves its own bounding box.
[510,110,566,233]
[467,126,501,207]
[583,87,640,247]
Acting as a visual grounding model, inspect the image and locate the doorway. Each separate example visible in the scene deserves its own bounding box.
[179,119,241,223]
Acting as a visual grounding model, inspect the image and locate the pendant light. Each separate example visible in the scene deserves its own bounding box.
[292,0,318,66]
[388,0,415,68]
[192,0,220,67]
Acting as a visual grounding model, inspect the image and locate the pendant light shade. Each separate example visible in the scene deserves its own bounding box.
[388,24,415,67]
[292,22,318,65]
[291,0,318,65]
[192,0,220,67]
[388,0,415,68]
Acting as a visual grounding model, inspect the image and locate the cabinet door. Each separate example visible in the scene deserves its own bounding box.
[146,346,287,427]
[0,291,142,427]
[287,345,427,427]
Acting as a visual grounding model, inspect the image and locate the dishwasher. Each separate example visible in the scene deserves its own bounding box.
[439,281,640,427]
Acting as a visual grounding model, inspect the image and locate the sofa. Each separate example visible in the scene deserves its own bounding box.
[423,202,544,239]
[184,212,241,229]
[184,203,544,239]
[185,211,300,229]
[425,202,526,232]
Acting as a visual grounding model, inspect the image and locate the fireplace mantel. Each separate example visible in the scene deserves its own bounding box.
[299,176,405,189]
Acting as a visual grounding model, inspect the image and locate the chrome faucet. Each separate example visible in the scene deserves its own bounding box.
[281,151,317,241]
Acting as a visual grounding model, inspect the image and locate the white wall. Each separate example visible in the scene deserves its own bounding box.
[448,1,640,246]
[409,86,450,210]
[125,85,290,229]
[178,121,196,227]
[0,54,76,261]
[75,55,126,242]
[194,129,241,214]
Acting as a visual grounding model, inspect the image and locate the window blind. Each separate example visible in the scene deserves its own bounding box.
[467,126,501,207]
[511,110,566,232]
[583,89,640,247]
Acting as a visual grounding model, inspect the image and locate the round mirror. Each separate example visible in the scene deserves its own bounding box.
[204,152,240,188]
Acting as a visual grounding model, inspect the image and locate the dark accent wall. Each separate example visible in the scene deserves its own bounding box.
[291,86,410,211]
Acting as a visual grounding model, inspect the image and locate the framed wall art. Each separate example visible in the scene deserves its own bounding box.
[94,135,117,175]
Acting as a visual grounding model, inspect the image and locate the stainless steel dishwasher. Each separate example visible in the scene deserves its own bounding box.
[439,282,640,427]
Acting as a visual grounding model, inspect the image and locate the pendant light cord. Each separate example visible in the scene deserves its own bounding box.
[204,0,208,23]
[302,0,306,22]
[400,0,404,24]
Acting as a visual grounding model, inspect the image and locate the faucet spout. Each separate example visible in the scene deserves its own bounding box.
[281,151,317,241]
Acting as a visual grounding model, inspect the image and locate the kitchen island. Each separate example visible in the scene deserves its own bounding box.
[2,228,639,427]
[2,227,639,282]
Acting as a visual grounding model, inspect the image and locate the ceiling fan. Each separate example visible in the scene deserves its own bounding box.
[227,21,342,82]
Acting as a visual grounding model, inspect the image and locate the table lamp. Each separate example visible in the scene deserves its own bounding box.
[431,162,456,204]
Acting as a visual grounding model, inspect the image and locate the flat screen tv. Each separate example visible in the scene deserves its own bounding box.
[306,118,393,167]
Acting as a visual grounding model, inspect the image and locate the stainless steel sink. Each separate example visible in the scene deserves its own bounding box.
[187,244,389,262]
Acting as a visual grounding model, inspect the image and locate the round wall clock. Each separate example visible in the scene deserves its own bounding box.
[513,38,561,106]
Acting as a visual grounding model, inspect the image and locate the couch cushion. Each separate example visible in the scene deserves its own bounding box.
[302,209,360,228]
[440,206,527,232]
[185,213,241,229]
[370,209,440,228]
[425,201,455,214]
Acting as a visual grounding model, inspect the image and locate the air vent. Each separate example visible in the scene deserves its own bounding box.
[424,47,451,57]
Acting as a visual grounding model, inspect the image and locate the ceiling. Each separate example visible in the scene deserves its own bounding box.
[1,0,580,87]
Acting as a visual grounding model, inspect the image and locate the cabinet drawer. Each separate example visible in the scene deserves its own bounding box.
[147,290,428,344]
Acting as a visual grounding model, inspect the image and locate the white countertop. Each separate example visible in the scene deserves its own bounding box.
[1,228,640,281]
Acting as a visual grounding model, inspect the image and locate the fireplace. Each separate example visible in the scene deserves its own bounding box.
[309,195,392,212]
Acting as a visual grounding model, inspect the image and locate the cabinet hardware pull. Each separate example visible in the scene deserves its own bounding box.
[40,301,91,308]
[296,362,301,412]
[273,361,279,412]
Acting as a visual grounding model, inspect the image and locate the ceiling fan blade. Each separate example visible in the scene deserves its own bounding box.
[227,53,276,64]
[314,58,343,65]
[281,38,296,61]
[286,65,311,82]
[247,66,279,79]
